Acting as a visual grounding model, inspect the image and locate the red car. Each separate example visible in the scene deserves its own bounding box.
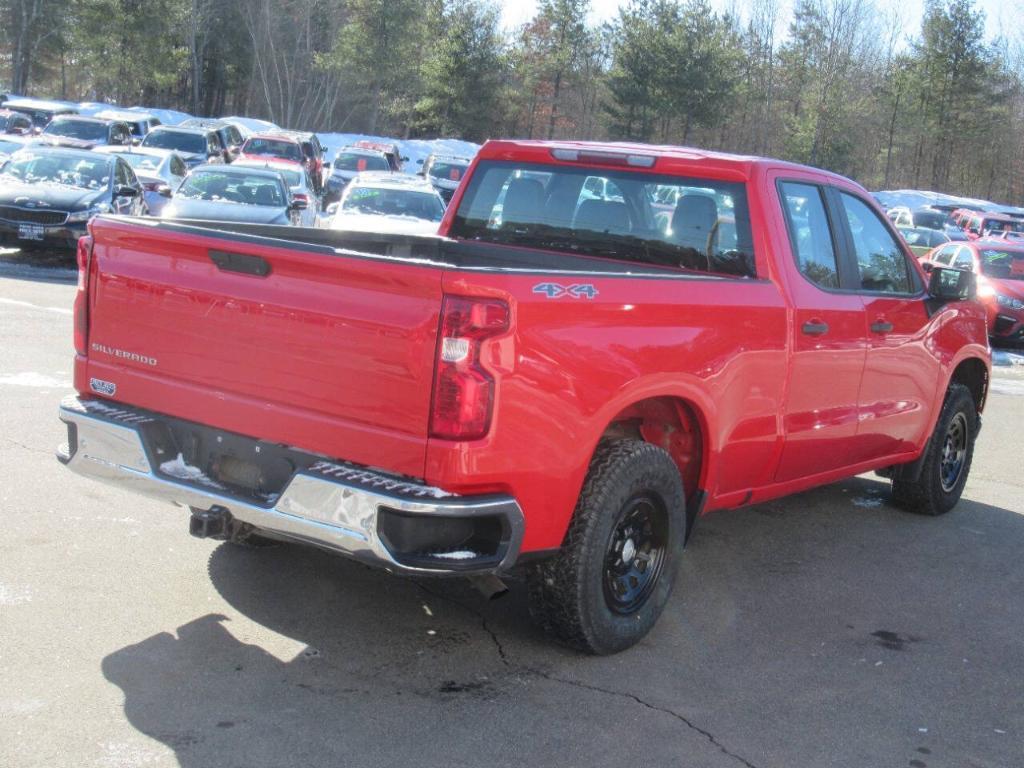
[237,133,311,176]
[59,140,989,653]
[958,210,1022,240]
[920,240,1024,341]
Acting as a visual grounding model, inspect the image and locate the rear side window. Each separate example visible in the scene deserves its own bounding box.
[450,160,757,277]
[779,181,840,289]
[839,192,913,294]
[953,248,974,270]
[933,245,957,265]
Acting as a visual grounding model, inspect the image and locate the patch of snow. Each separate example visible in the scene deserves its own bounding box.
[852,496,884,508]
[429,550,480,560]
[0,372,71,388]
[159,453,226,490]
[874,188,1024,216]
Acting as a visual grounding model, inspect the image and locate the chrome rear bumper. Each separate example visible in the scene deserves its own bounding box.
[57,396,523,574]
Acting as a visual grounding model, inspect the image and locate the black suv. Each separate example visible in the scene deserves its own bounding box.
[141,126,226,169]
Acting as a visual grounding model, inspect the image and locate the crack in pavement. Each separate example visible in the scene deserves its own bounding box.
[1,437,51,457]
[532,671,761,768]
[411,578,759,768]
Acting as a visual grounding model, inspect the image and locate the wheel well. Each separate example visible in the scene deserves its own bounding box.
[600,397,705,501]
[951,357,988,413]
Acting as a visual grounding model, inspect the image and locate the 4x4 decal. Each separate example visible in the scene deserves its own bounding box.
[532,282,599,299]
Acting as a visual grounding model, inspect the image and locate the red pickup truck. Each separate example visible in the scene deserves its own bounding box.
[58,140,990,653]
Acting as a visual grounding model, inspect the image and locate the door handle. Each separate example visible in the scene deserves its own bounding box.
[870,320,894,333]
[802,320,829,336]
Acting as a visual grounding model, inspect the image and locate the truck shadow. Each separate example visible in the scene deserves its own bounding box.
[101,475,1024,767]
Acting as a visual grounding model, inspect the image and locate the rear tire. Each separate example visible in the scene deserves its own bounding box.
[892,383,977,516]
[526,440,686,654]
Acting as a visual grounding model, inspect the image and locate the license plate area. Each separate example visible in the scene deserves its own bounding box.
[17,224,45,240]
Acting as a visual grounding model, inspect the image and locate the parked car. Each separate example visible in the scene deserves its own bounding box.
[179,118,245,163]
[419,153,472,203]
[0,146,143,249]
[159,164,307,225]
[327,172,445,235]
[897,226,950,257]
[94,110,162,142]
[323,146,391,202]
[0,108,33,135]
[36,116,134,149]
[95,146,187,217]
[59,139,990,653]
[273,130,326,192]
[141,126,225,169]
[909,207,947,231]
[238,133,321,189]
[0,98,78,130]
[960,211,1023,240]
[0,134,31,163]
[232,158,319,227]
[886,205,913,227]
[353,139,404,172]
[920,240,1024,342]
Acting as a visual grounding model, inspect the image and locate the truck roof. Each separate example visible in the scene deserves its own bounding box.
[476,139,855,186]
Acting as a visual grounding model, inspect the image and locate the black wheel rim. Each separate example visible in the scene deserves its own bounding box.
[603,494,668,615]
[939,412,969,493]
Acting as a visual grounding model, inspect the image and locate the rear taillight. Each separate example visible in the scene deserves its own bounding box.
[73,235,93,356]
[430,296,510,440]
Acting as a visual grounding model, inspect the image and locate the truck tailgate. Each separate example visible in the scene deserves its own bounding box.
[80,217,443,477]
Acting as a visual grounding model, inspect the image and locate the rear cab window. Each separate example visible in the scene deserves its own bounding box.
[448,160,757,278]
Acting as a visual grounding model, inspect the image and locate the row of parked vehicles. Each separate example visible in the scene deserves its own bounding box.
[0,96,476,250]
[883,201,1024,344]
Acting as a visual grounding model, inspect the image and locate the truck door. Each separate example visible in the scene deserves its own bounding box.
[832,190,940,460]
[772,178,869,482]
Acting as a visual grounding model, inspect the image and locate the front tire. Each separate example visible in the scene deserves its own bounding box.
[526,440,686,654]
[892,383,978,516]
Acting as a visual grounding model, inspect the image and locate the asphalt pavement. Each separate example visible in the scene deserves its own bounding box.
[1,248,1022,768]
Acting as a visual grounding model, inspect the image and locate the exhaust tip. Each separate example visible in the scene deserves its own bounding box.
[468,574,509,601]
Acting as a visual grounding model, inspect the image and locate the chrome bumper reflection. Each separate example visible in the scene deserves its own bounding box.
[57,396,523,574]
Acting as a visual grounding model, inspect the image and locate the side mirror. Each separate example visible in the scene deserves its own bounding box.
[920,261,934,273]
[325,202,339,216]
[401,156,409,162]
[157,185,172,198]
[928,266,975,301]
[131,137,142,146]
[114,185,139,198]
[289,198,309,211]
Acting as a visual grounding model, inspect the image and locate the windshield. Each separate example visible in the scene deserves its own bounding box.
[900,228,947,247]
[980,249,1024,280]
[0,139,23,154]
[912,210,945,230]
[449,160,756,277]
[118,153,163,173]
[0,151,111,190]
[983,218,1023,234]
[44,119,108,141]
[333,152,389,172]
[143,130,205,154]
[427,160,468,182]
[177,170,285,207]
[242,138,302,162]
[341,186,444,221]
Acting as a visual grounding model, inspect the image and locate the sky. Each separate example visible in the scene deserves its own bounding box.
[499,0,1017,43]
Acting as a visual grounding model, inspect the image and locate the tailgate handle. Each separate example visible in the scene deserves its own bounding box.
[209,250,271,277]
